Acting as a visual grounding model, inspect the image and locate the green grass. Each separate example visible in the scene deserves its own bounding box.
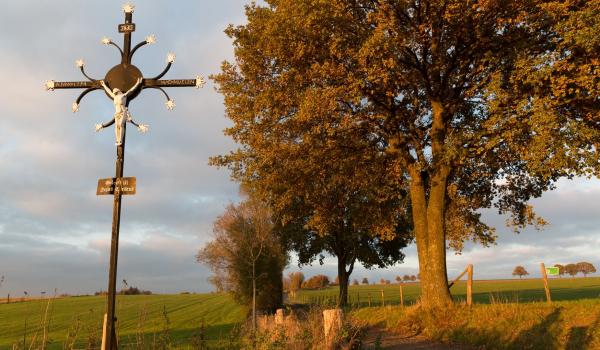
[294,277,600,307]
[1,277,599,349]
[0,293,245,349]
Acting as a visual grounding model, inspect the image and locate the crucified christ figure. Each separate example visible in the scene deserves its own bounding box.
[96,78,149,145]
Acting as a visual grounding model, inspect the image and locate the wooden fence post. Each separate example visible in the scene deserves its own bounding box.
[381,290,385,307]
[399,285,404,307]
[368,293,372,307]
[101,313,107,350]
[357,292,360,307]
[467,264,473,306]
[540,262,552,303]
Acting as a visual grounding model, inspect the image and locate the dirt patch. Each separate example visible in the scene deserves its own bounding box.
[362,326,475,350]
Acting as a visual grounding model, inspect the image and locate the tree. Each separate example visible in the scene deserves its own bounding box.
[512,266,529,279]
[287,271,305,298]
[410,275,417,282]
[379,278,386,285]
[196,196,287,330]
[212,0,598,308]
[214,42,413,308]
[565,264,579,277]
[403,275,411,282]
[352,279,359,286]
[576,262,597,277]
[554,264,565,278]
[362,277,369,285]
[395,276,402,284]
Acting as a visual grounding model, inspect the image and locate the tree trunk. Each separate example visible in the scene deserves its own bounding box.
[407,100,453,308]
[336,256,351,307]
[252,262,256,331]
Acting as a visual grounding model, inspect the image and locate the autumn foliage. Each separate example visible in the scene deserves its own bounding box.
[212,0,600,308]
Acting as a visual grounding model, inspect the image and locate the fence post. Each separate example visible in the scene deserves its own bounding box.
[381,290,385,307]
[368,293,372,307]
[467,264,473,306]
[101,313,108,350]
[399,285,404,307]
[540,262,552,303]
[357,292,360,307]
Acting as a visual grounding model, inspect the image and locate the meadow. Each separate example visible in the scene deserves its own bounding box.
[0,294,245,349]
[0,277,599,349]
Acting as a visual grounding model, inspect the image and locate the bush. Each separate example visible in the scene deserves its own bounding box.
[119,287,152,295]
[301,275,330,289]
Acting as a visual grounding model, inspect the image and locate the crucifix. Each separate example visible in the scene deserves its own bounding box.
[45,3,204,349]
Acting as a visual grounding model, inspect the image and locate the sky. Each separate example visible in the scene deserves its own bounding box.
[0,1,598,297]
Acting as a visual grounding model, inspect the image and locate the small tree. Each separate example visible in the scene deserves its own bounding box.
[395,276,402,284]
[576,262,597,277]
[197,196,286,330]
[410,275,417,282]
[361,277,369,285]
[352,279,359,286]
[512,266,529,279]
[379,278,386,285]
[565,264,579,277]
[287,272,304,298]
[554,264,565,278]
[403,275,411,282]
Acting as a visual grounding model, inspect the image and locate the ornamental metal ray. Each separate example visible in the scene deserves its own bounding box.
[45,3,205,142]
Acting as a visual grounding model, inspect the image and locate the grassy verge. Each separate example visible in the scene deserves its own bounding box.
[350,299,600,349]
[0,294,245,349]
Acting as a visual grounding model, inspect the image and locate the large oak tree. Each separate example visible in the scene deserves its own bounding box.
[212,0,599,307]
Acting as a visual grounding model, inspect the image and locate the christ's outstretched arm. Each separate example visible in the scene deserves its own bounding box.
[123,77,143,97]
[100,80,116,99]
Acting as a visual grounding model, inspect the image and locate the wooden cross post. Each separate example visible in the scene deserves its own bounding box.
[46,4,204,349]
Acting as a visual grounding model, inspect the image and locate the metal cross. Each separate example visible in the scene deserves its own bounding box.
[45,4,204,349]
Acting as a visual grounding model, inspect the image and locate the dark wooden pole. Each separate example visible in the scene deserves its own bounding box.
[105,126,126,350]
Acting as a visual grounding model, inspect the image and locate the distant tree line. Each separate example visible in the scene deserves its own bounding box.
[513,262,597,278]
[554,262,597,277]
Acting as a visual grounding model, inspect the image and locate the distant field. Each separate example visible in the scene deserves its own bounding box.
[1,277,598,349]
[0,294,245,349]
[294,277,600,307]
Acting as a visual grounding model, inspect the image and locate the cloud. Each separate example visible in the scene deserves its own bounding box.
[0,1,599,297]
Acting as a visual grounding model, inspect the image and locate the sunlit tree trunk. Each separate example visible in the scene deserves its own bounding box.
[407,100,453,308]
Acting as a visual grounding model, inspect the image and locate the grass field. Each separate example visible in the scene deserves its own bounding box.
[1,277,598,349]
[294,277,600,307]
[0,294,245,349]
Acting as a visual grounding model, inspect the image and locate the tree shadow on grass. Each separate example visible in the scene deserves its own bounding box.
[565,313,600,350]
[508,307,562,349]
[445,307,563,349]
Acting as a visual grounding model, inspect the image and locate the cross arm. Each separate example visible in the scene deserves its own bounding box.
[144,78,198,88]
[46,80,102,90]
[140,77,205,111]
